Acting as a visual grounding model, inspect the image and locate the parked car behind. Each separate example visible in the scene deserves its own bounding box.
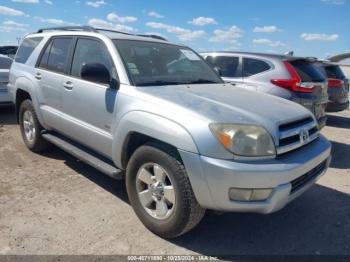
[0,46,18,59]
[315,61,349,112]
[9,27,331,238]
[0,54,13,106]
[201,52,328,129]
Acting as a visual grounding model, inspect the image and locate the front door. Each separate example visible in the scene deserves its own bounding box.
[61,37,118,157]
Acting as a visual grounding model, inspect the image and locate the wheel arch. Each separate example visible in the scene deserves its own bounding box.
[112,111,199,169]
[14,76,46,128]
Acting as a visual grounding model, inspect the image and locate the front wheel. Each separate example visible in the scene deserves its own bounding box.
[126,143,205,238]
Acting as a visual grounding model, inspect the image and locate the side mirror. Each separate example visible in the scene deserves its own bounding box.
[213,66,222,76]
[81,63,111,85]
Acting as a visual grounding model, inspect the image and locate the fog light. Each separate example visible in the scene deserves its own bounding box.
[229,188,273,201]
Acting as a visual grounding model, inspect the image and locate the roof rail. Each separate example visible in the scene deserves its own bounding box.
[35,26,168,41]
[137,34,168,41]
[95,29,167,41]
[94,28,133,36]
[37,26,97,33]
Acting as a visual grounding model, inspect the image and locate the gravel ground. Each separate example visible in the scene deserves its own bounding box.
[0,107,349,256]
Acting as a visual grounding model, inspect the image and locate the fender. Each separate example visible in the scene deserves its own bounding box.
[112,110,199,168]
[13,74,49,130]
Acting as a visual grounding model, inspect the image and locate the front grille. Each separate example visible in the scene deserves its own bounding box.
[277,117,320,155]
[290,160,327,194]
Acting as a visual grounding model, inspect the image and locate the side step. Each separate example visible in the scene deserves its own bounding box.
[42,132,124,180]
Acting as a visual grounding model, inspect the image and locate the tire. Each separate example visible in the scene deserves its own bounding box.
[19,99,49,152]
[126,142,206,238]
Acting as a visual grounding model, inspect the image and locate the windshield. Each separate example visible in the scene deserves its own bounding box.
[114,40,223,86]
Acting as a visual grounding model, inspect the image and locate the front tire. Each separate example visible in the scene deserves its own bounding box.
[126,143,205,238]
[19,99,49,152]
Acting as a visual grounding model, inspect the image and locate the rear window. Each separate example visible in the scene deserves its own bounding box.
[15,37,43,64]
[0,57,13,70]
[324,65,345,79]
[290,60,325,82]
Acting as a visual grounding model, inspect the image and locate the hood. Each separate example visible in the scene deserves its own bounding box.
[133,83,314,140]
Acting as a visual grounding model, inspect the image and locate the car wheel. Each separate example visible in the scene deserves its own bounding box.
[19,99,49,152]
[126,142,205,238]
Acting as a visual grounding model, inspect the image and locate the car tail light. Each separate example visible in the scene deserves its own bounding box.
[327,78,343,88]
[271,61,315,93]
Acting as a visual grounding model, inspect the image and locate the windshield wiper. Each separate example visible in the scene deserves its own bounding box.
[137,80,187,86]
[186,79,218,84]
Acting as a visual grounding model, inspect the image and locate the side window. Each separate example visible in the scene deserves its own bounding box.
[15,37,43,64]
[243,58,271,77]
[70,38,115,81]
[45,38,73,74]
[205,56,240,78]
[38,40,53,69]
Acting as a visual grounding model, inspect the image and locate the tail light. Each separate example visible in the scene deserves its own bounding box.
[271,61,315,93]
[327,78,343,88]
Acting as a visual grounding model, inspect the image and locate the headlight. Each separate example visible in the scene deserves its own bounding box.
[209,123,276,157]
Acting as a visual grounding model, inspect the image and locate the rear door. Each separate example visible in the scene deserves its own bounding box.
[242,57,272,92]
[35,36,74,127]
[204,55,244,87]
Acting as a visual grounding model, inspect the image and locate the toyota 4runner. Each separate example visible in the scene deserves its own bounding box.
[8,26,331,238]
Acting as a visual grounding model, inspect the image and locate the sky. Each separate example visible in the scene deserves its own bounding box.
[0,0,349,60]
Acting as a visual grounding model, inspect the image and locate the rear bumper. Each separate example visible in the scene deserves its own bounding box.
[326,100,349,112]
[291,98,327,128]
[180,135,331,214]
[0,88,11,104]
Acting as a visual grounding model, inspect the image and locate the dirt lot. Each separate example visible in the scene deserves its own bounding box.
[0,107,349,256]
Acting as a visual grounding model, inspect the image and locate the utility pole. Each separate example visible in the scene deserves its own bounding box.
[16,37,22,45]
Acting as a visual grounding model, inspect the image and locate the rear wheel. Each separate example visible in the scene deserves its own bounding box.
[126,143,205,238]
[19,99,49,152]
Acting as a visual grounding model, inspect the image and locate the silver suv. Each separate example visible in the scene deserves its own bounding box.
[0,55,13,106]
[201,52,329,129]
[8,26,331,238]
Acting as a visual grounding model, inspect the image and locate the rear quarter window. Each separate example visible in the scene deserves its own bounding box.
[243,58,271,77]
[290,60,325,82]
[15,37,43,64]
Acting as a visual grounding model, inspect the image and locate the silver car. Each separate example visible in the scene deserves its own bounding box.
[0,55,13,106]
[8,27,331,238]
[201,52,328,129]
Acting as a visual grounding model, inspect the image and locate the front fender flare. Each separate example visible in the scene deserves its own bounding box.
[112,111,199,168]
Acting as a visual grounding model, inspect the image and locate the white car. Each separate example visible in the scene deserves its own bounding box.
[0,55,13,106]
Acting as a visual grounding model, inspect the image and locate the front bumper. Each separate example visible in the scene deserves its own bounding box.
[179,135,331,214]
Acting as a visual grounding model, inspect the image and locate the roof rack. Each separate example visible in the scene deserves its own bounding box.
[37,26,97,33]
[35,26,168,41]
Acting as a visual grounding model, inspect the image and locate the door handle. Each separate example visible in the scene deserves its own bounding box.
[63,81,74,90]
[35,72,42,80]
